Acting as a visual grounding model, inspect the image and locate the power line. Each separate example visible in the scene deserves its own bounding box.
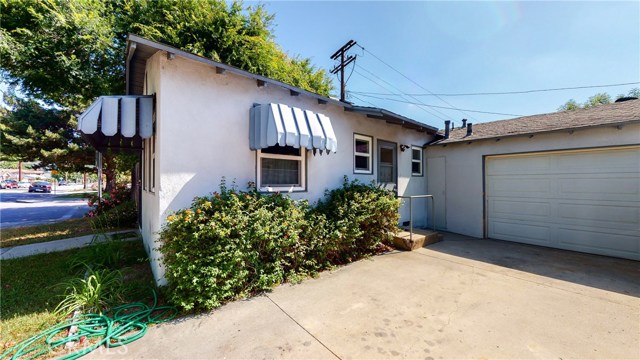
[356,43,478,121]
[353,66,449,120]
[352,69,447,121]
[348,93,379,108]
[355,93,524,117]
[349,81,640,97]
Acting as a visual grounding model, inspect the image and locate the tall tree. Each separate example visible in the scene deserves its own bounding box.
[0,92,94,172]
[1,0,333,189]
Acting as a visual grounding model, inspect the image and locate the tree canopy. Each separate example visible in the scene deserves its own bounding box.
[0,92,94,172]
[1,0,333,112]
[558,88,639,111]
[1,0,333,177]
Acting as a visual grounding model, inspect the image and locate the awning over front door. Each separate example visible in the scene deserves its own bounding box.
[249,103,337,153]
[78,95,154,152]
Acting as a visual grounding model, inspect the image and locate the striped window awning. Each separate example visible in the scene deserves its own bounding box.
[249,103,337,153]
[78,95,154,152]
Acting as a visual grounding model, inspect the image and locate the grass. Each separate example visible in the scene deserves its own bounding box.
[54,192,95,199]
[0,240,156,350]
[0,218,135,248]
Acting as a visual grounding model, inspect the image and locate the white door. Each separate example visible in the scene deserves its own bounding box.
[486,146,640,261]
[427,157,447,230]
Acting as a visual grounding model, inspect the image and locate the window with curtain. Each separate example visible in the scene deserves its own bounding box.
[257,145,306,191]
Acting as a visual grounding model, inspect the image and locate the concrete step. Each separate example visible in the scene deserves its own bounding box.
[391,228,443,251]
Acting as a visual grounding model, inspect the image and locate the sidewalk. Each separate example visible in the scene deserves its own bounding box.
[0,230,139,260]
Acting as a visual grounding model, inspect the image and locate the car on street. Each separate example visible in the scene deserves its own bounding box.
[4,180,19,189]
[58,180,67,186]
[18,181,31,188]
[29,181,52,193]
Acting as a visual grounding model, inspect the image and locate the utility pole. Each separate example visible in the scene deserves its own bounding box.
[330,40,357,102]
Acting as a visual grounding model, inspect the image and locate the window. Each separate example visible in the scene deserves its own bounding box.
[257,145,306,191]
[353,134,373,174]
[411,146,423,176]
[143,125,156,193]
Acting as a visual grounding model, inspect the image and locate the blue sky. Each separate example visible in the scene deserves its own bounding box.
[255,1,640,128]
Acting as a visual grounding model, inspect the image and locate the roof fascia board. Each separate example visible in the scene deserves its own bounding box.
[126,34,438,134]
[127,34,345,108]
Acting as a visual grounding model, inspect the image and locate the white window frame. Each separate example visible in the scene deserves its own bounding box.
[257,148,306,192]
[411,145,423,176]
[353,134,373,174]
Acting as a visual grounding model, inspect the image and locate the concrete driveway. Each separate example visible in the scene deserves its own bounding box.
[90,233,639,359]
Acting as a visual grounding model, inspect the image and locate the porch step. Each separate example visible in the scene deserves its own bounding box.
[391,228,443,251]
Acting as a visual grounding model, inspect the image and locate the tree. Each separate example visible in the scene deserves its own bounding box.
[558,99,580,111]
[1,0,334,190]
[0,92,94,172]
[583,93,611,109]
[558,88,638,111]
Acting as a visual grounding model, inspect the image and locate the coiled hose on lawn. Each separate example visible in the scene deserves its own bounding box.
[1,291,177,360]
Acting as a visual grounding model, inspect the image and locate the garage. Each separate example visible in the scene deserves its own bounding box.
[485,146,640,260]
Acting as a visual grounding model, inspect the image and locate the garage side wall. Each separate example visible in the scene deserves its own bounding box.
[426,124,640,238]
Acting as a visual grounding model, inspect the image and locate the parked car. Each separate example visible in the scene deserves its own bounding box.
[4,180,19,189]
[0,181,6,189]
[29,181,52,193]
[18,181,31,188]
[58,180,67,186]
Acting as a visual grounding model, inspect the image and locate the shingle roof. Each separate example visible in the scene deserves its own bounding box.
[432,99,640,144]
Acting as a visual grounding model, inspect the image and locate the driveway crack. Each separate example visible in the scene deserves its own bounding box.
[265,295,342,359]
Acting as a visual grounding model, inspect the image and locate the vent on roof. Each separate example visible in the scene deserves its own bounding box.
[466,123,473,137]
[461,119,467,128]
[615,97,638,103]
[444,120,451,139]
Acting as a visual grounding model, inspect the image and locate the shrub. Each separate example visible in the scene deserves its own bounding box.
[86,184,137,229]
[159,177,400,312]
[313,177,400,263]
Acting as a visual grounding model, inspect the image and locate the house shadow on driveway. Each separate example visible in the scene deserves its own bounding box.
[423,232,640,298]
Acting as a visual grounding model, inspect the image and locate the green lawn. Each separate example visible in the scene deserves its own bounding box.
[0,218,135,248]
[0,240,157,350]
[54,192,95,199]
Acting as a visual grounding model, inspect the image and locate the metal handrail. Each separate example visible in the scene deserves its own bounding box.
[397,195,435,242]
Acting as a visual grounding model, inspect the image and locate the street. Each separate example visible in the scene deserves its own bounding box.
[0,188,91,228]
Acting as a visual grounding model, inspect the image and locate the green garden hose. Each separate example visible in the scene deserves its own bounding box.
[1,291,177,360]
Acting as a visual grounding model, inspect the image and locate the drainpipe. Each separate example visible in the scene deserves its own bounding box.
[466,123,473,136]
[444,120,450,139]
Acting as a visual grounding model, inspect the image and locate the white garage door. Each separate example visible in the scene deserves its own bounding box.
[486,146,640,260]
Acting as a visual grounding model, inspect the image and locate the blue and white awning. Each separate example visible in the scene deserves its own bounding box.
[78,95,154,152]
[249,103,337,153]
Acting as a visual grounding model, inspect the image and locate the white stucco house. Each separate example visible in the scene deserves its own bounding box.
[78,35,639,284]
[79,36,440,283]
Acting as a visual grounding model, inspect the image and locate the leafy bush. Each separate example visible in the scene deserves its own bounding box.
[90,201,138,230]
[313,178,400,264]
[86,184,137,229]
[159,177,400,312]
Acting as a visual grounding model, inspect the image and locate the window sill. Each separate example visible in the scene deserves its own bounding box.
[259,186,306,193]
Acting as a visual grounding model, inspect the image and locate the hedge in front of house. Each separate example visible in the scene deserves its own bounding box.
[158,178,400,312]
